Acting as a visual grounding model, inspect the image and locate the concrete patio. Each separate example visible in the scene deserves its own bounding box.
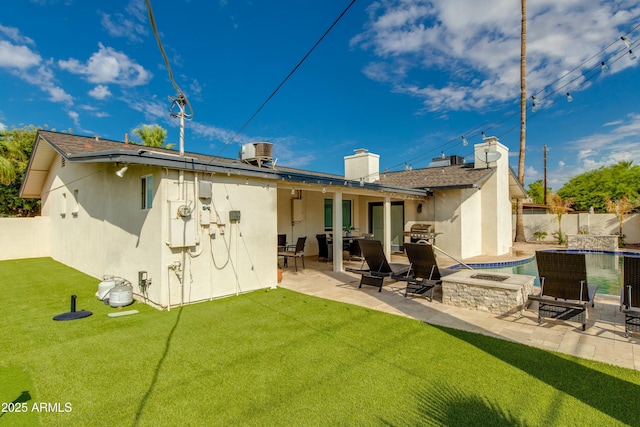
[278,242,640,371]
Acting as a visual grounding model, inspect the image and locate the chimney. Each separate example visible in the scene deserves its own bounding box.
[344,149,379,183]
[124,133,129,146]
[474,136,507,170]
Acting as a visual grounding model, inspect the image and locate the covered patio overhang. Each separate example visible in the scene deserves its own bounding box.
[273,169,429,273]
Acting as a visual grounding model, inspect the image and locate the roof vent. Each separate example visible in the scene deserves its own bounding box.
[239,142,274,168]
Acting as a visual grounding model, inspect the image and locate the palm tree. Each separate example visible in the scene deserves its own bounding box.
[606,195,637,237]
[550,193,572,244]
[515,0,527,242]
[132,124,175,149]
[0,127,29,185]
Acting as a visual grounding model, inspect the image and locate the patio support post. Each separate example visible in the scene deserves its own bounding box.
[333,191,343,272]
[384,196,391,259]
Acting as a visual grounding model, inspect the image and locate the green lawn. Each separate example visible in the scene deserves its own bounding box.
[1,258,640,426]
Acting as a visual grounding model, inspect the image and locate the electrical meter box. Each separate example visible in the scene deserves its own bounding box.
[229,210,241,223]
[198,181,212,199]
[168,200,197,248]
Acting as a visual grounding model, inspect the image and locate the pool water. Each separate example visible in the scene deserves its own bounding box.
[479,251,640,296]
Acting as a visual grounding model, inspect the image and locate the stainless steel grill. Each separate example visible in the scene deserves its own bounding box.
[404,223,434,243]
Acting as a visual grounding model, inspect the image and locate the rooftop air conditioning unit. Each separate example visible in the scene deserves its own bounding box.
[239,142,274,167]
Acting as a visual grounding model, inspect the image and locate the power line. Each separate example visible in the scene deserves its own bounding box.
[145,0,194,119]
[373,24,640,179]
[216,0,358,156]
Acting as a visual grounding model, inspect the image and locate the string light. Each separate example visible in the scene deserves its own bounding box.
[347,25,640,178]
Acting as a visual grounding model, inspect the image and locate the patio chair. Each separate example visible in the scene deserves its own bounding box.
[316,234,331,262]
[277,234,287,251]
[621,256,640,337]
[346,239,410,292]
[278,236,306,272]
[398,242,455,300]
[528,251,597,331]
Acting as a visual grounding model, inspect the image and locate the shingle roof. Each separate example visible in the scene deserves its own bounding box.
[376,164,496,190]
[36,130,343,179]
[23,131,525,199]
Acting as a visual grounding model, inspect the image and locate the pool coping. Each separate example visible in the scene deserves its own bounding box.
[450,249,640,270]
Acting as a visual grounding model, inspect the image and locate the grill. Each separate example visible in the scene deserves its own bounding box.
[403,223,437,243]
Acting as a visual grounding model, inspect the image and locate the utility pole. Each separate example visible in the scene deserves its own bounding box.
[543,144,547,205]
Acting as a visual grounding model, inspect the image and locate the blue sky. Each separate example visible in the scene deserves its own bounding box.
[1,0,640,189]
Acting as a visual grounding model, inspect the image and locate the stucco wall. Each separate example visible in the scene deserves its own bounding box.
[35,157,279,309]
[514,212,640,244]
[0,216,51,260]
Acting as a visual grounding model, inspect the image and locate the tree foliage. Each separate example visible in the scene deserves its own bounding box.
[526,180,551,204]
[132,124,174,149]
[0,125,41,217]
[558,161,640,212]
[606,195,638,236]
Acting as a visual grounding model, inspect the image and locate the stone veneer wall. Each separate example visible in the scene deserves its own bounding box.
[441,271,535,316]
[567,235,618,251]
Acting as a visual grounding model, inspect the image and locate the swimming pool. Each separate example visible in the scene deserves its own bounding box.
[471,251,640,296]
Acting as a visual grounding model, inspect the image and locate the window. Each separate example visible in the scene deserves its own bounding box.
[141,175,153,209]
[324,199,352,230]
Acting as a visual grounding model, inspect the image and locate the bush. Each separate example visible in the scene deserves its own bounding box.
[533,230,547,241]
[553,231,567,245]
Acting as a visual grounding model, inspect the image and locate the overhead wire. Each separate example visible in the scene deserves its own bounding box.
[363,24,640,182]
[216,0,358,156]
[145,0,194,119]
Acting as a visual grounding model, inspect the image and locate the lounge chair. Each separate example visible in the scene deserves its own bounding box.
[528,251,597,331]
[621,256,640,337]
[398,242,455,300]
[278,236,306,272]
[346,239,410,292]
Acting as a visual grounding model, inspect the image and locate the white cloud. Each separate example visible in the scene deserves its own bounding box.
[123,96,168,122]
[0,27,73,105]
[99,0,148,43]
[0,122,6,131]
[0,24,35,45]
[17,60,73,105]
[551,113,640,182]
[88,84,112,100]
[0,40,41,69]
[59,43,151,87]
[352,1,640,112]
[68,110,80,127]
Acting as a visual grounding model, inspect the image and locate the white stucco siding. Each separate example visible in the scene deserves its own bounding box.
[38,159,278,309]
[479,158,512,256]
[0,217,51,260]
[159,174,278,307]
[434,190,462,259]
[46,160,110,279]
[434,189,483,260]
[460,189,482,259]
